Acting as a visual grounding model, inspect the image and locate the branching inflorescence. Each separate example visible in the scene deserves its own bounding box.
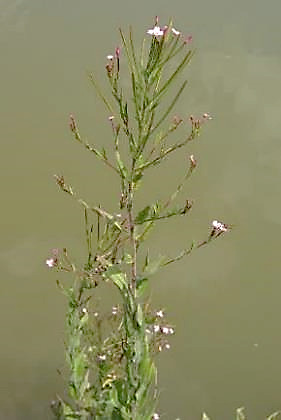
[47,17,231,420]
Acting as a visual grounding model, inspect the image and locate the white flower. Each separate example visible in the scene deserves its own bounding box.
[153,324,160,333]
[152,414,160,420]
[147,26,164,37]
[161,326,174,335]
[212,220,228,232]
[202,112,213,120]
[156,309,164,318]
[112,306,118,315]
[212,220,220,229]
[172,27,181,36]
[46,258,55,268]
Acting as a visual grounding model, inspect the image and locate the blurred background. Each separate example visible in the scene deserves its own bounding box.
[1,0,281,418]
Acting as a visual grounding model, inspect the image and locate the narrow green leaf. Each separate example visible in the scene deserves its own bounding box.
[106,270,128,291]
[136,277,149,297]
[136,375,153,409]
[73,353,88,380]
[156,49,194,101]
[132,71,141,125]
[116,151,128,180]
[88,72,114,114]
[129,26,141,81]
[114,135,128,180]
[79,370,90,398]
[160,32,182,65]
[136,221,155,245]
[114,379,128,407]
[106,386,121,409]
[79,200,123,231]
[68,382,78,400]
[62,401,77,418]
[120,406,132,420]
[104,265,122,276]
[143,255,167,275]
[111,407,125,420]
[136,304,143,327]
[133,170,143,187]
[140,37,146,68]
[119,28,134,74]
[123,103,128,124]
[101,147,107,159]
[145,37,161,77]
[144,250,149,268]
[135,205,151,224]
[151,80,188,134]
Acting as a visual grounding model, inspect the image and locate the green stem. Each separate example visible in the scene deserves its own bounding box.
[127,181,137,294]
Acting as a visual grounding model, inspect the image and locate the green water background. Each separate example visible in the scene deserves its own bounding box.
[1,0,281,418]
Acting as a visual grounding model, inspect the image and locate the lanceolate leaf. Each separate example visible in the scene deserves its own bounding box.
[104,267,128,291]
[151,80,188,134]
[136,277,149,297]
[135,206,151,224]
[88,72,114,114]
[143,255,167,275]
[155,49,194,101]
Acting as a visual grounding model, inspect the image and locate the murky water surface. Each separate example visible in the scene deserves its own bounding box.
[1,0,281,418]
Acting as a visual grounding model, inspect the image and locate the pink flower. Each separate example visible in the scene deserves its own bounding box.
[147,26,164,37]
[46,258,56,268]
[212,220,228,232]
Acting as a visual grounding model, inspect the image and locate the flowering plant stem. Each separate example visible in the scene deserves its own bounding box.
[49,18,229,420]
